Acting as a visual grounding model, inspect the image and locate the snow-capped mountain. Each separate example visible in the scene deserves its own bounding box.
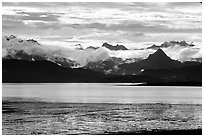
[2,35,201,73]
[2,35,80,68]
[147,41,195,50]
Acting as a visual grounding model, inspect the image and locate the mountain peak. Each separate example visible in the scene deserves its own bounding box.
[5,35,17,41]
[139,48,182,70]
[26,39,40,45]
[102,42,128,51]
[102,42,112,47]
[148,48,168,59]
[154,48,166,55]
[144,48,180,69]
[146,41,195,49]
[10,35,16,39]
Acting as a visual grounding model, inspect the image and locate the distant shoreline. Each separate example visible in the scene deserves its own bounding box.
[116,82,202,87]
[102,129,202,135]
[2,82,202,87]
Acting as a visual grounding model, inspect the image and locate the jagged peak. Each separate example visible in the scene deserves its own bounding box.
[102,42,112,47]
[147,40,195,49]
[102,42,128,50]
[3,35,40,45]
[9,35,16,39]
[26,39,40,45]
[161,40,194,47]
[4,35,17,41]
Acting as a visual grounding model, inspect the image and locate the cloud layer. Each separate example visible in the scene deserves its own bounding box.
[2,3,202,65]
[2,35,201,67]
[2,2,202,49]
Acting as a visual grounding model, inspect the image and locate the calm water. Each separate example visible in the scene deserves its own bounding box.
[2,83,202,104]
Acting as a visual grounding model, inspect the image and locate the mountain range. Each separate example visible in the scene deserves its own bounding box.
[2,48,201,86]
[146,41,195,50]
[118,49,182,75]
[2,35,201,85]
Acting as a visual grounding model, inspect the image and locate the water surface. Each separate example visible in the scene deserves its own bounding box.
[2,83,202,104]
[2,83,202,135]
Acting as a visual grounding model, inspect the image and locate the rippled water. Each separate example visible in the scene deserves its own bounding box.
[2,83,202,135]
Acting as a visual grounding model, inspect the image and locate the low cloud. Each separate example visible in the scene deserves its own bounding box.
[163,45,201,62]
[2,36,110,66]
[2,35,201,67]
[109,49,154,59]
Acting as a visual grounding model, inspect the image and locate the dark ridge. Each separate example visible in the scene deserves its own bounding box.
[2,59,163,83]
[141,65,202,84]
[86,46,100,50]
[26,39,40,45]
[2,58,202,86]
[138,82,202,86]
[102,42,128,50]
[3,50,46,61]
[2,59,106,83]
[118,49,181,74]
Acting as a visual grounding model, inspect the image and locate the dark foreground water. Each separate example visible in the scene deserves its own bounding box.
[2,84,202,135]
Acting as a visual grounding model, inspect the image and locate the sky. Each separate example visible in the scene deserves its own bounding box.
[2,2,202,65]
[2,2,202,48]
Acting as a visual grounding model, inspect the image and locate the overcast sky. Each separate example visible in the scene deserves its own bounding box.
[2,2,202,48]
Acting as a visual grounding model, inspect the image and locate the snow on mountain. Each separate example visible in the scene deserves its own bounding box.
[146,41,201,62]
[2,35,201,67]
[2,35,111,67]
[147,41,195,50]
